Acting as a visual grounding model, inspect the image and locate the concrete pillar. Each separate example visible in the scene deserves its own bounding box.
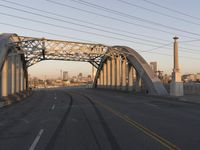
[135,71,141,92]
[16,56,20,93]
[170,37,184,96]
[1,58,8,97]
[173,37,179,72]
[103,62,107,88]
[20,63,24,92]
[121,59,127,91]
[107,59,111,88]
[116,56,121,89]
[128,65,134,91]
[7,56,12,96]
[92,66,96,82]
[11,55,16,94]
[97,78,100,85]
[111,57,116,89]
[100,69,103,88]
[24,76,27,92]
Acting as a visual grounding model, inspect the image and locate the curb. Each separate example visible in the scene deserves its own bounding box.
[143,94,200,105]
[0,91,32,108]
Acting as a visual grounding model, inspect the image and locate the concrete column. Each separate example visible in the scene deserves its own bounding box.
[116,56,121,89]
[135,71,141,92]
[1,58,8,97]
[111,57,116,89]
[7,56,12,96]
[24,76,27,92]
[173,37,179,72]
[170,36,183,96]
[128,65,134,91]
[107,59,111,88]
[11,55,16,94]
[16,56,20,93]
[100,69,103,88]
[103,62,107,88]
[97,78,100,85]
[20,63,24,92]
[121,59,127,91]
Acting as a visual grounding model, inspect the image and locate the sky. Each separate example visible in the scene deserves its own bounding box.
[0,0,200,78]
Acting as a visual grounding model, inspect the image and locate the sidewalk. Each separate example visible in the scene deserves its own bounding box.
[178,94,200,104]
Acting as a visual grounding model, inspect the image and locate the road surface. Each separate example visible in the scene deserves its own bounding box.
[0,88,200,150]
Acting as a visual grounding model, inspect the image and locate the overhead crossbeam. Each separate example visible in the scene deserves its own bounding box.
[9,36,109,67]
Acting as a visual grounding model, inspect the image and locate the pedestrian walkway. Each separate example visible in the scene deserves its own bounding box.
[179,94,200,104]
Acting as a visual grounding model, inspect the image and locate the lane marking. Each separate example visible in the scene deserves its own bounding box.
[20,118,30,124]
[54,97,57,100]
[93,99,181,150]
[29,129,44,150]
[51,104,55,110]
[145,103,159,108]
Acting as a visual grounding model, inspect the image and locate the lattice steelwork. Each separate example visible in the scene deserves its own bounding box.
[9,36,109,68]
[1,33,168,96]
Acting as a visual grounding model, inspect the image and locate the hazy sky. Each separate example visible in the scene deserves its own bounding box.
[1,0,200,78]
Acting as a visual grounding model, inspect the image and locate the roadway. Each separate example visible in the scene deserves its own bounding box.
[0,88,200,150]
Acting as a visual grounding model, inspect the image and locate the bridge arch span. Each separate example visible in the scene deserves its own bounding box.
[0,33,168,99]
[0,33,27,99]
[94,46,168,95]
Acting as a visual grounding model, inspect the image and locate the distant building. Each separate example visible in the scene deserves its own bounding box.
[149,62,157,73]
[63,71,69,81]
[182,73,200,82]
[78,73,83,81]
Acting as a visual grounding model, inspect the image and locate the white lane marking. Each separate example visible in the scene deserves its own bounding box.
[54,96,57,100]
[20,118,30,124]
[51,104,55,110]
[145,103,158,107]
[29,129,44,150]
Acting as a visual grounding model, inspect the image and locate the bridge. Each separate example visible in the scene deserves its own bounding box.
[0,33,167,99]
[1,33,200,150]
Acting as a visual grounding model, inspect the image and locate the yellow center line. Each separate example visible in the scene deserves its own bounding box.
[93,99,182,150]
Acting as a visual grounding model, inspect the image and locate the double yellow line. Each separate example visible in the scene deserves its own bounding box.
[94,99,181,150]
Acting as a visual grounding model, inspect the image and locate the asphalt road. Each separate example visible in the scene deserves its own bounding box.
[0,88,200,150]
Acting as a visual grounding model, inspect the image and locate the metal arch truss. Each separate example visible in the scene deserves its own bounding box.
[4,34,168,95]
[9,36,109,68]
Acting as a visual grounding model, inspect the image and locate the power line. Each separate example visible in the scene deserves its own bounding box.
[0,11,164,47]
[140,43,172,52]
[1,21,199,61]
[68,0,200,37]
[0,3,170,46]
[0,22,94,43]
[1,3,199,54]
[1,1,199,53]
[115,0,200,26]
[0,4,200,53]
[142,0,200,21]
[0,0,169,43]
[46,0,199,40]
[1,1,199,54]
[141,51,200,61]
